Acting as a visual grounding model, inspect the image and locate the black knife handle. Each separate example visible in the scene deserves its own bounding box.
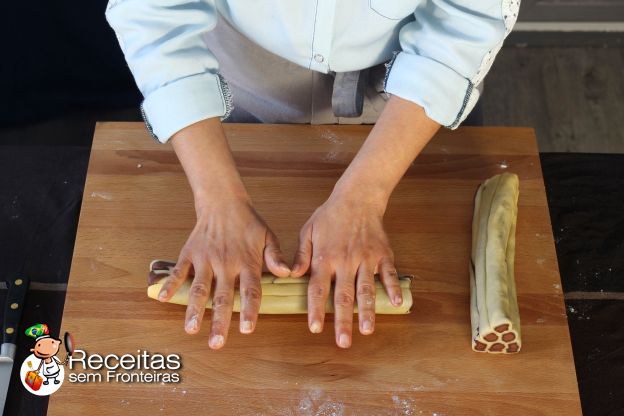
[3,276,30,345]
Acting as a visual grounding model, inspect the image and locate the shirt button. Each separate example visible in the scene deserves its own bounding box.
[314,54,324,63]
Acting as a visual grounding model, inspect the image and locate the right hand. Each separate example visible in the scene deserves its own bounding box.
[157,200,290,349]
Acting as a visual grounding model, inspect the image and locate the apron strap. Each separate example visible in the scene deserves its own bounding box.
[331,70,369,118]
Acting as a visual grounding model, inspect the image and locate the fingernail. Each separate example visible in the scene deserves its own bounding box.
[338,333,350,348]
[186,315,198,332]
[209,334,224,349]
[394,295,403,306]
[309,320,322,333]
[279,262,291,272]
[240,320,254,334]
[362,320,373,334]
[158,289,168,301]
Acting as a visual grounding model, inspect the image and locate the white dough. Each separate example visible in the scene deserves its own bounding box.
[470,173,522,353]
[147,272,413,315]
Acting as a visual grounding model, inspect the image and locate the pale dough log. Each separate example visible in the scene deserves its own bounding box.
[147,261,413,315]
[470,173,522,354]
[473,180,496,342]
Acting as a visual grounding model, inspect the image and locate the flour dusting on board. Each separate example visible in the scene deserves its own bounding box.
[316,401,345,416]
[320,130,343,145]
[392,394,416,415]
[298,396,313,412]
[290,387,345,416]
[322,150,339,162]
[91,191,113,200]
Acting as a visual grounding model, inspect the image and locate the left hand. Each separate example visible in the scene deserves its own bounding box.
[289,96,440,348]
[290,192,404,348]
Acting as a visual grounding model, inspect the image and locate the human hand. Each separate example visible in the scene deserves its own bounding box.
[290,192,403,348]
[157,200,290,349]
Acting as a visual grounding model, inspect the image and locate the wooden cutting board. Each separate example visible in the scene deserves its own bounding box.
[48,123,581,415]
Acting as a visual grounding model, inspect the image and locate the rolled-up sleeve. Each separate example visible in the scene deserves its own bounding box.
[105,0,232,143]
[384,0,520,128]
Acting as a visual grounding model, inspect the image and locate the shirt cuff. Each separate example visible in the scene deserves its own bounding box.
[141,72,233,143]
[384,51,473,129]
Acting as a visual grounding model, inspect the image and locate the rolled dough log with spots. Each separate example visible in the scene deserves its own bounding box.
[147,260,413,314]
[470,173,522,354]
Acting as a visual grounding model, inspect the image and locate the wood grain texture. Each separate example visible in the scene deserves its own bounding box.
[48,123,581,415]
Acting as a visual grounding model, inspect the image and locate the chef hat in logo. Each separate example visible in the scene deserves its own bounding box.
[25,324,50,341]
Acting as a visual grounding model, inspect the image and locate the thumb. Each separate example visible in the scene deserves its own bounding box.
[290,225,312,278]
[264,230,291,277]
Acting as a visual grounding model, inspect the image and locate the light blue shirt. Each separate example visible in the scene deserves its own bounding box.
[106,0,519,143]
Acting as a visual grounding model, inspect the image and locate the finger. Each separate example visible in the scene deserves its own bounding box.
[239,267,262,334]
[307,262,331,334]
[264,230,290,277]
[291,225,312,277]
[184,263,213,335]
[356,263,376,335]
[209,270,236,349]
[334,267,356,348]
[158,254,192,302]
[379,257,403,307]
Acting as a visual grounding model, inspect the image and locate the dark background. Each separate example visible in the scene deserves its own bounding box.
[1,1,623,415]
[0,1,141,125]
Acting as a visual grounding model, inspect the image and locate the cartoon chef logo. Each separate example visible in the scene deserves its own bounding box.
[19,324,74,396]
